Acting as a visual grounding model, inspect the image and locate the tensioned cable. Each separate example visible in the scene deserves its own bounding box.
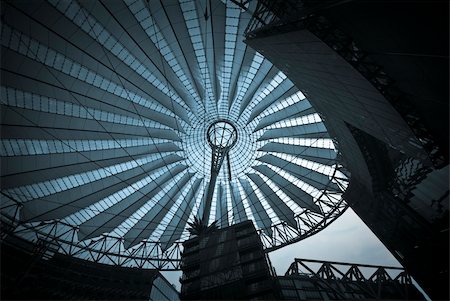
[87,1,200,228]
[1,2,196,228]
[0,3,201,239]
[213,132,345,231]
[1,0,348,248]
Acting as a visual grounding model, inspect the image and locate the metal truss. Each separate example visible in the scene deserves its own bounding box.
[258,164,349,252]
[244,0,345,36]
[203,120,238,223]
[244,0,284,35]
[285,258,415,300]
[1,165,348,270]
[0,210,182,270]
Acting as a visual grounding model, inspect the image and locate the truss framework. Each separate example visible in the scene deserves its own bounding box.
[0,165,348,270]
[285,258,414,300]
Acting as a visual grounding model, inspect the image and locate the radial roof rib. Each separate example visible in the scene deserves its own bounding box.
[215,182,229,228]
[124,172,194,249]
[239,178,273,237]
[0,133,177,157]
[246,173,297,229]
[0,74,181,132]
[0,21,192,127]
[177,0,217,110]
[227,43,250,110]
[217,2,240,114]
[1,138,180,181]
[148,1,205,108]
[249,85,297,123]
[0,108,181,141]
[159,178,203,251]
[253,99,315,132]
[0,51,190,128]
[232,58,272,115]
[252,165,321,214]
[259,143,337,166]
[88,0,198,118]
[20,70,184,133]
[0,152,163,190]
[257,154,340,192]
[229,181,247,224]
[238,65,277,117]
[164,2,207,105]
[2,97,180,141]
[18,166,151,222]
[41,0,194,122]
[208,0,226,104]
[19,154,185,222]
[0,84,182,132]
[225,11,247,110]
[228,2,256,107]
[78,164,188,241]
[257,122,328,141]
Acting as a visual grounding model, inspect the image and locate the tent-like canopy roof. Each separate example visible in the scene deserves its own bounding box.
[0,0,348,269]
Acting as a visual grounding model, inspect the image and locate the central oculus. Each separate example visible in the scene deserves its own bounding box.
[207,120,238,149]
[202,120,238,223]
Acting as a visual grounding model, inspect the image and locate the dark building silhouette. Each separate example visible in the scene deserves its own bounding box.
[244,1,449,299]
[1,234,179,300]
[180,220,277,300]
[276,258,424,300]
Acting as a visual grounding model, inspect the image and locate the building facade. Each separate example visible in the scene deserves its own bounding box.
[1,234,179,300]
[180,220,277,300]
[244,1,449,299]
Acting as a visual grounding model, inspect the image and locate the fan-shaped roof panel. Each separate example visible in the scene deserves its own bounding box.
[0,0,348,269]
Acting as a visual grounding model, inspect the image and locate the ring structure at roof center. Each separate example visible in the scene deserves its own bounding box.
[0,0,349,269]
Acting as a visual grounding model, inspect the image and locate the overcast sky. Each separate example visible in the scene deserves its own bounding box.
[268,207,401,274]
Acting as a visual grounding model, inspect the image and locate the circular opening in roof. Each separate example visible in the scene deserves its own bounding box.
[207,120,238,150]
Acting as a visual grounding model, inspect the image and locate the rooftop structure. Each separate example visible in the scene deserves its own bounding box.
[277,258,424,300]
[180,220,276,300]
[0,0,347,269]
[0,0,448,300]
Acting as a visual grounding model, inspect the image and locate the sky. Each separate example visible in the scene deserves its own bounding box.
[161,207,410,291]
[268,207,401,274]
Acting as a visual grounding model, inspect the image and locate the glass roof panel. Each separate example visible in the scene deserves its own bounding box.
[0,0,349,267]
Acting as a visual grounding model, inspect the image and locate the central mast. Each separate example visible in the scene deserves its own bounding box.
[202,120,238,224]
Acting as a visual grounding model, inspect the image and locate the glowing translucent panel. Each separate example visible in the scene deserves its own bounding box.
[0,0,348,265]
[48,0,193,118]
[0,24,178,119]
[1,87,177,131]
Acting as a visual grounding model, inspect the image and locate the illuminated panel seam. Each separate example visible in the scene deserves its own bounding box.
[229,51,264,117]
[1,86,175,131]
[124,0,204,117]
[0,24,177,118]
[4,154,182,203]
[179,0,216,112]
[48,0,193,119]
